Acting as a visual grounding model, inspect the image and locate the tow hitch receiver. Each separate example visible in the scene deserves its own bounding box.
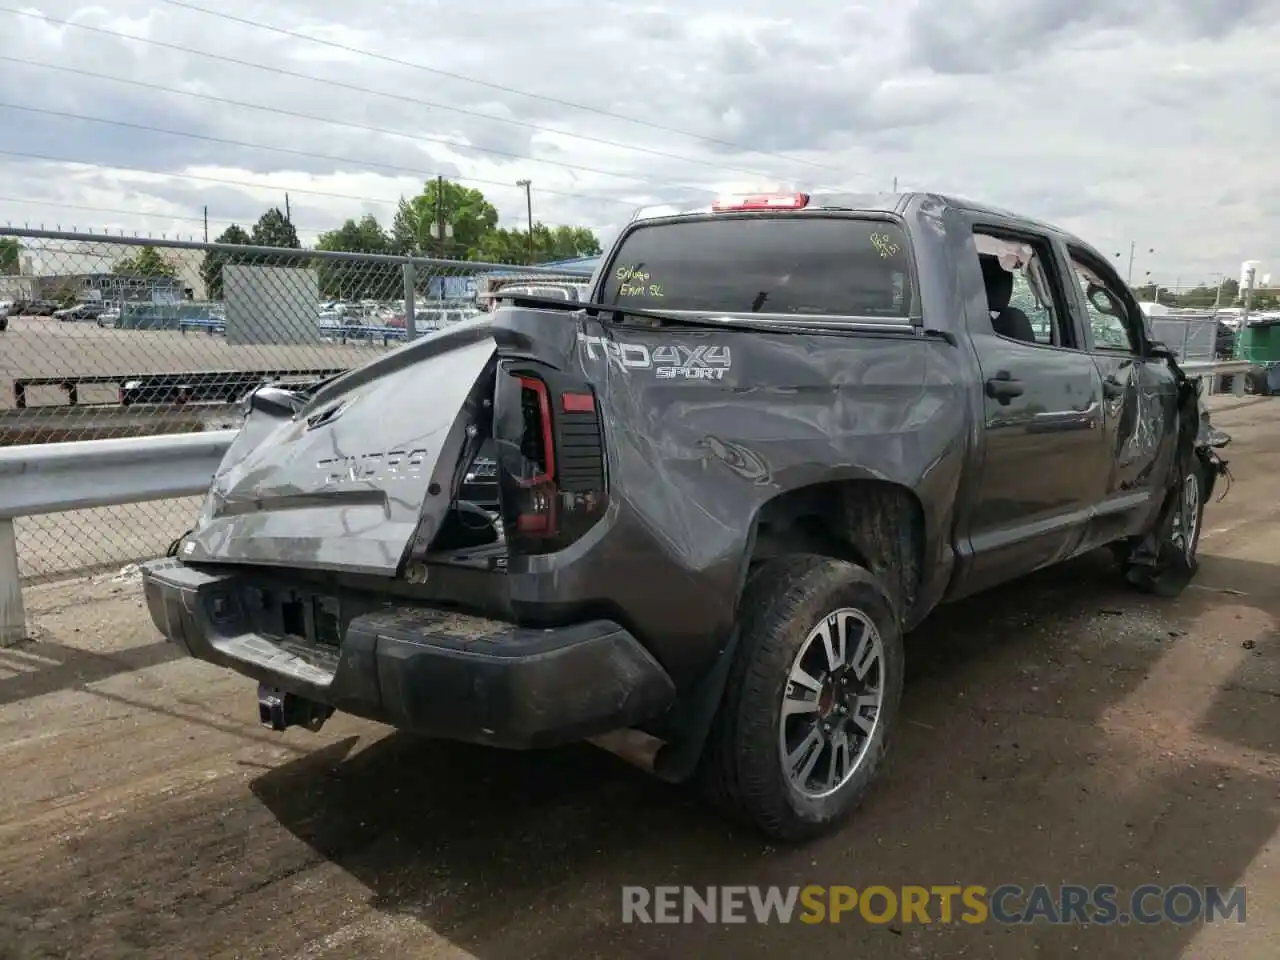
[258,683,335,732]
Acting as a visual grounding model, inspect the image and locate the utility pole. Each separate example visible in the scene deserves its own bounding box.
[1242,263,1257,326]
[435,174,445,258]
[892,176,898,192]
[202,206,208,243]
[516,179,533,263]
[1117,242,1154,286]
[285,193,292,223]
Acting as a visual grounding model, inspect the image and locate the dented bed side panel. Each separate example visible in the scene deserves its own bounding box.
[488,308,969,684]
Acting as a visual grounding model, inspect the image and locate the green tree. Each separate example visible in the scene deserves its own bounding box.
[477,223,602,264]
[251,207,300,248]
[391,180,499,259]
[114,246,178,278]
[200,224,252,300]
[318,214,391,255]
[1174,284,1221,309]
[314,214,400,299]
[546,224,602,260]
[0,237,20,274]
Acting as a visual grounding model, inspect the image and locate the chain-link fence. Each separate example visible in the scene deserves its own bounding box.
[1,227,592,580]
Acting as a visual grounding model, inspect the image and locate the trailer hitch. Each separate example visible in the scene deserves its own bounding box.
[258,684,334,732]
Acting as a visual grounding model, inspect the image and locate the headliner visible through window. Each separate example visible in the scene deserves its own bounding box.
[598,216,915,320]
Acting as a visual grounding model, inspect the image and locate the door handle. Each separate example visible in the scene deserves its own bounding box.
[985,371,1024,404]
[1030,401,1102,433]
[1101,376,1126,400]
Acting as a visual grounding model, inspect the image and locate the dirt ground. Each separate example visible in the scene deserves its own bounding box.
[2,396,1278,960]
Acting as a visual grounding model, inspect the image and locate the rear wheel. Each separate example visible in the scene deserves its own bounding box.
[699,555,904,841]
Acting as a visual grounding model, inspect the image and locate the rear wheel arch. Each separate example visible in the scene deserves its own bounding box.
[649,479,926,787]
[743,479,926,622]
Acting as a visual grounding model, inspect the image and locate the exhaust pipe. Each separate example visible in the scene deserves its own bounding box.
[587,729,665,774]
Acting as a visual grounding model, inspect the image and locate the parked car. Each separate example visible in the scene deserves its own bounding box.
[385,307,477,329]
[0,299,11,331]
[140,190,1231,841]
[13,299,57,316]
[477,279,590,312]
[53,302,105,322]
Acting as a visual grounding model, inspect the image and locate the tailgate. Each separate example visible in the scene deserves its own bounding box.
[181,323,496,576]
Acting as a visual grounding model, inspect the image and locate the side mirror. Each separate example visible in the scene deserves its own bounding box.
[1147,340,1176,360]
[1086,284,1120,317]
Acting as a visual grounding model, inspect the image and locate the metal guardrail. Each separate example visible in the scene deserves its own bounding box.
[0,430,236,645]
[1182,359,1253,377]
[1182,359,1254,396]
[0,357,1261,646]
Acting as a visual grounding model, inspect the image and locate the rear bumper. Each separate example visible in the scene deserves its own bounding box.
[140,558,675,749]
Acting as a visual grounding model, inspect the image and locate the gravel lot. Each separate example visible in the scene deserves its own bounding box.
[1,396,1277,959]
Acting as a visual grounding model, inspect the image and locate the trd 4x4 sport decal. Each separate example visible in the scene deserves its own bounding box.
[577,332,732,381]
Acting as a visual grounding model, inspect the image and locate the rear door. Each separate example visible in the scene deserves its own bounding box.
[954,223,1110,598]
[1064,247,1179,547]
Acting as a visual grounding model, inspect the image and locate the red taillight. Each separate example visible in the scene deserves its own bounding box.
[497,366,607,552]
[711,192,809,212]
[561,391,595,413]
[517,376,555,486]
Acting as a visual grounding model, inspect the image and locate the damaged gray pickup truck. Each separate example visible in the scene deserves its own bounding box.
[141,191,1231,841]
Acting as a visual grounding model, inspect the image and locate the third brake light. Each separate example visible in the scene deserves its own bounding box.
[711,192,810,212]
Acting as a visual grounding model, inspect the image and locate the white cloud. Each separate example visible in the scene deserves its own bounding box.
[1,0,1277,281]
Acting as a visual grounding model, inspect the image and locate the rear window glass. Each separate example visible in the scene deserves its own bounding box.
[598,216,914,319]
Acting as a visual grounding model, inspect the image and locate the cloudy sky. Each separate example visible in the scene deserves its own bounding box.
[1,0,1277,283]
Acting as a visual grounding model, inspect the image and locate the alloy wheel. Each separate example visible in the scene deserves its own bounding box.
[1170,469,1201,562]
[778,608,885,800]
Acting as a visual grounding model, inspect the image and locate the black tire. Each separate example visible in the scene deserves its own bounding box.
[1125,458,1208,598]
[698,554,905,842]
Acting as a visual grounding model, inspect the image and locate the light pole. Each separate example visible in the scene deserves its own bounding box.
[1115,242,1154,286]
[516,179,533,264]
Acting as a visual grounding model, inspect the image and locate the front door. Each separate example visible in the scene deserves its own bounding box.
[952,226,1110,599]
[1065,248,1180,549]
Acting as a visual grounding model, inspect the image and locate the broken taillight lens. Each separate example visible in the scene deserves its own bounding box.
[516,376,556,487]
[495,366,608,554]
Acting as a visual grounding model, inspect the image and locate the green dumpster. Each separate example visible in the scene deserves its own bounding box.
[1236,316,1280,394]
